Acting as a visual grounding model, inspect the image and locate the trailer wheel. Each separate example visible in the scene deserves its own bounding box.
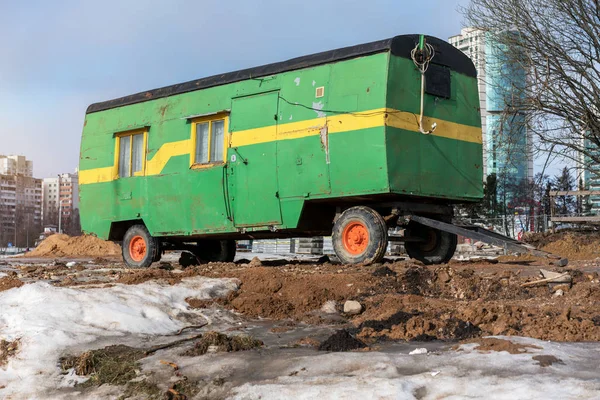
[194,240,236,262]
[332,206,388,265]
[122,225,159,268]
[404,221,457,265]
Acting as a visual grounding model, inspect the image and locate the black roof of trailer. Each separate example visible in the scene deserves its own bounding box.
[86,34,476,114]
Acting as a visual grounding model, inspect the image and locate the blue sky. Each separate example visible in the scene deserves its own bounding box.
[0,0,468,178]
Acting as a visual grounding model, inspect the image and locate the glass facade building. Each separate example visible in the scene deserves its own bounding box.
[449,28,533,185]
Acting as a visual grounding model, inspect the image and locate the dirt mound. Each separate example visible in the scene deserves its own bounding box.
[524,230,600,260]
[224,267,379,321]
[398,265,533,301]
[460,338,541,354]
[0,277,24,292]
[318,330,367,352]
[27,234,122,258]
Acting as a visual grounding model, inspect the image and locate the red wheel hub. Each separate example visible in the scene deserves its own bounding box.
[342,222,369,255]
[129,235,147,262]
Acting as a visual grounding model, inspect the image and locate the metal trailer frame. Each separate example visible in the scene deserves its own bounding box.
[409,215,568,266]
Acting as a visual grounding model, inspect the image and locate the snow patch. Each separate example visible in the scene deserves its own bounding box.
[0,276,238,398]
[231,338,600,399]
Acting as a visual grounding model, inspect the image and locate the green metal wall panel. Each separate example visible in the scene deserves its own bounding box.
[385,55,483,201]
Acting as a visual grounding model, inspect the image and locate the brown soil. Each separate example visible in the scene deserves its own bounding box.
[180,259,600,343]
[532,354,564,367]
[27,234,122,258]
[22,249,600,344]
[459,337,541,354]
[524,230,600,260]
[294,337,320,347]
[185,298,215,309]
[116,268,182,285]
[0,277,24,292]
[221,266,379,321]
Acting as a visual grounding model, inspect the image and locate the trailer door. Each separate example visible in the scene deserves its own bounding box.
[227,91,282,227]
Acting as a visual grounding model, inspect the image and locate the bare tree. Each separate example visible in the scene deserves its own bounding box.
[462,0,600,177]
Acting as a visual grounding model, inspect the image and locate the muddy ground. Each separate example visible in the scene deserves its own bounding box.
[4,250,600,343]
[2,230,600,398]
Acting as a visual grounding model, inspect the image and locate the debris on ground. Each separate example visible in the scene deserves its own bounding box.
[0,277,24,292]
[178,252,200,268]
[540,269,572,283]
[0,338,20,367]
[321,300,338,314]
[27,234,121,257]
[318,329,367,352]
[521,270,572,287]
[182,331,263,356]
[159,360,179,370]
[59,345,144,387]
[409,348,427,355]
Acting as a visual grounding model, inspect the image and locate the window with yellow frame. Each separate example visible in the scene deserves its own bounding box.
[116,129,147,178]
[190,114,228,167]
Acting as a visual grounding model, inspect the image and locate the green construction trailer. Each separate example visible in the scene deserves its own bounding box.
[79,34,556,268]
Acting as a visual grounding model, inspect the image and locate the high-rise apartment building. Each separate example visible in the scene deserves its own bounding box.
[0,155,42,247]
[449,28,533,184]
[0,155,34,177]
[42,172,79,229]
[42,177,60,224]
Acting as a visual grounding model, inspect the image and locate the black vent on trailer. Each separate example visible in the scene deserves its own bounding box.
[425,64,451,99]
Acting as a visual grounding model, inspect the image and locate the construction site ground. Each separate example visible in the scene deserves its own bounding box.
[1,232,600,398]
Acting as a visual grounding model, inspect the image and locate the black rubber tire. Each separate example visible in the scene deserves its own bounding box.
[152,242,163,263]
[404,221,457,265]
[122,225,159,268]
[332,206,388,265]
[193,239,236,262]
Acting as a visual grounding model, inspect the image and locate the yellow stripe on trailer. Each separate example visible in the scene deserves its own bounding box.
[79,108,481,185]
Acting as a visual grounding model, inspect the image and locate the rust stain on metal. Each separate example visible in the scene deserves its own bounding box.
[159,105,169,117]
[319,125,330,164]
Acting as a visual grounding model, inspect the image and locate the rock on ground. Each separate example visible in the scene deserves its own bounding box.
[343,300,363,315]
